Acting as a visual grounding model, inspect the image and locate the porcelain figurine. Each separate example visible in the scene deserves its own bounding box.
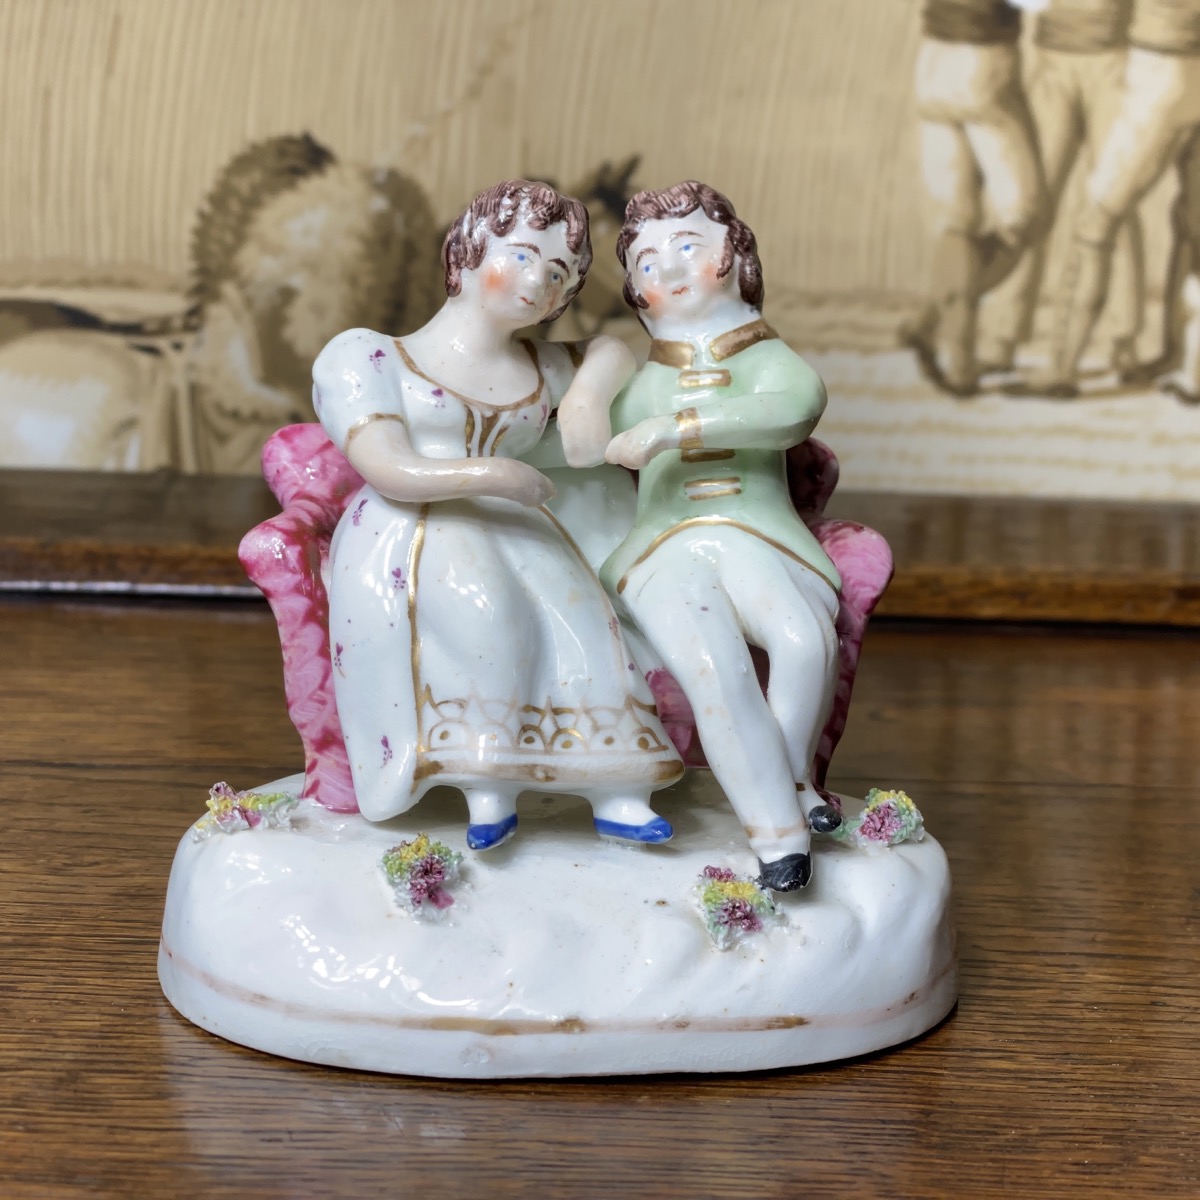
[159,179,956,1080]
[310,180,683,850]
[556,181,842,893]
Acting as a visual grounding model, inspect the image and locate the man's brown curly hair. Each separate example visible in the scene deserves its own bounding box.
[616,181,763,317]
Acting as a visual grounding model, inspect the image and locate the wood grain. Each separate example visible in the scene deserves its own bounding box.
[829,490,1200,626]
[4,468,1199,625]
[1,597,1197,1198]
[0,469,276,594]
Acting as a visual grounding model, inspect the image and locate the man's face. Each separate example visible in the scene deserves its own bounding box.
[625,213,737,325]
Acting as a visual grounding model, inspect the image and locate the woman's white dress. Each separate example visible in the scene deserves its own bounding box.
[313,328,683,821]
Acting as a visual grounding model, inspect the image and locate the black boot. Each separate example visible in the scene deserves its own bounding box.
[757,852,812,893]
[807,804,842,834]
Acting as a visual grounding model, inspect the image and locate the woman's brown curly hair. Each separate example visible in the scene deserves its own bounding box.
[441,180,592,323]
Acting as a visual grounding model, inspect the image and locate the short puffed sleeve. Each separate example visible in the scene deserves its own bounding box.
[312,328,407,454]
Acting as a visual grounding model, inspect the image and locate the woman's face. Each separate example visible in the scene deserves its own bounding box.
[470,217,582,325]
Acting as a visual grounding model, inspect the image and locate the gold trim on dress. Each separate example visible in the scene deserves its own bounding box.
[408,505,682,789]
[407,504,430,789]
[678,369,731,389]
[343,411,405,454]
[674,407,704,453]
[616,516,840,596]
[394,338,545,457]
[410,756,682,787]
[710,318,778,362]
[412,686,681,786]
[392,338,544,412]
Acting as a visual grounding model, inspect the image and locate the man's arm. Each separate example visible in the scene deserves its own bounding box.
[605,353,826,470]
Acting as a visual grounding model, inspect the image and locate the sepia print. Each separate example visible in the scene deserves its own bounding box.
[0,0,1197,499]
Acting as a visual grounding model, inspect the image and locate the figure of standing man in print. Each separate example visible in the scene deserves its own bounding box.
[1151,132,1200,401]
[981,0,1147,378]
[1014,0,1200,396]
[903,0,1047,397]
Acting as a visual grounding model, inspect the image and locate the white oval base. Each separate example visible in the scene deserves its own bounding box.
[159,774,956,1078]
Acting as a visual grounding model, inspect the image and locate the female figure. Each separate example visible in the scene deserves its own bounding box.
[313,181,682,850]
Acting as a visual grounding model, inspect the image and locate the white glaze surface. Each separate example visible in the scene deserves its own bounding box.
[159,772,956,1078]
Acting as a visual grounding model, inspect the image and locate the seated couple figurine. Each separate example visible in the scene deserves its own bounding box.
[254,179,878,896]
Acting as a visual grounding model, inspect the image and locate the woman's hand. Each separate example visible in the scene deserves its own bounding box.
[345,419,555,506]
[482,458,557,507]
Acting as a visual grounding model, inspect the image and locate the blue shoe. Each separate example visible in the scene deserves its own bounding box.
[467,813,518,851]
[593,816,673,844]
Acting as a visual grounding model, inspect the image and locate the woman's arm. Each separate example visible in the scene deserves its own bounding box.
[556,335,637,467]
[345,418,556,507]
[313,329,555,506]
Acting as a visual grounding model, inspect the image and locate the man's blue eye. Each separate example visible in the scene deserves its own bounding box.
[682,243,693,252]
[516,253,526,262]
[643,264,651,274]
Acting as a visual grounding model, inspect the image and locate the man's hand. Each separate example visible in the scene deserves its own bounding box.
[605,417,673,470]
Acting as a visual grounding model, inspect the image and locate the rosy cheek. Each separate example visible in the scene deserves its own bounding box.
[484,262,511,293]
[642,285,665,310]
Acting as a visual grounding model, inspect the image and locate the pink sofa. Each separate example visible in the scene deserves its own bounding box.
[241,426,893,814]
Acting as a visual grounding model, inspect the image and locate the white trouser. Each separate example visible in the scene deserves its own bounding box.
[621,528,839,863]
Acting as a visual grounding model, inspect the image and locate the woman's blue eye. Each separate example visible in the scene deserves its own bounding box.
[682,243,693,252]
[516,253,526,262]
[643,264,651,274]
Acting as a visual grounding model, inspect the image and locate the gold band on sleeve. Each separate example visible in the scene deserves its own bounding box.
[674,407,704,453]
[343,412,406,454]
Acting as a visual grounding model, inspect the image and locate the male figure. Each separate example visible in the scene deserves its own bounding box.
[1018,0,1200,395]
[1112,127,1200,401]
[904,0,1047,395]
[581,182,843,893]
[1155,132,1200,401]
[981,0,1145,375]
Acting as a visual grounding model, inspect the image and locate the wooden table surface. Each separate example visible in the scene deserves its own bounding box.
[2,596,1198,1198]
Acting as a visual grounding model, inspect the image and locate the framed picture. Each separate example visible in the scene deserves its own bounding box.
[2,0,1197,612]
